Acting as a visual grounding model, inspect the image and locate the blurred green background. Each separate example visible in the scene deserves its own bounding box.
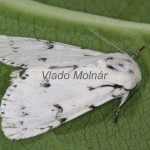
[0,0,150,149]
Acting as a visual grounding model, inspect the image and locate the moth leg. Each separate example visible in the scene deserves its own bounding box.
[113,108,121,123]
[110,82,141,123]
[105,92,129,124]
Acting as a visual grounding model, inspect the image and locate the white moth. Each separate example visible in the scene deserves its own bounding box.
[0,31,143,140]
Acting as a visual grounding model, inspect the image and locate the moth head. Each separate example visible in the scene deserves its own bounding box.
[105,53,142,83]
[88,27,143,88]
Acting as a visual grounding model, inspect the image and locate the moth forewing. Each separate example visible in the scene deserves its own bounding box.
[0,36,142,140]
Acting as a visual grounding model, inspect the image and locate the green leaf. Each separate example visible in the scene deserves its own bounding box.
[0,0,150,149]
[34,0,150,23]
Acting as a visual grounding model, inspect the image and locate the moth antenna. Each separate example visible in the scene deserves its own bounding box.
[132,46,145,58]
[88,27,125,53]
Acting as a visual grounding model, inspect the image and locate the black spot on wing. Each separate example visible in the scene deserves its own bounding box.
[107,65,117,70]
[22,127,27,130]
[73,65,78,70]
[19,121,24,125]
[101,84,131,91]
[112,94,117,98]
[21,105,26,110]
[129,69,134,74]
[48,44,54,49]
[45,41,54,49]
[40,126,53,130]
[19,69,29,80]
[84,54,97,57]
[21,74,29,80]
[40,128,45,130]
[21,76,26,80]
[49,65,79,69]
[84,54,92,56]
[40,80,51,88]
[106,57,113,60]
[118,63,124,67]
[49,66,58,69]
[88,86,96,91]
[19,69,27,77]
[100,84,114,88]
[9,40,14,46]
[88,84,119,91]
[20,64,25,67]
[12,47,19,49]
[59,118,67,123]
[12,50,18,53]
[113,84,123,89]
[38,58,47,62]
[22,112,29,116]
[44,83,51,87]
[100,84,122,89]
[53,104,63,112]
[2,98,12,102]
[88,84,131,92]
[126,59,132,63]
[49,126,53,129]
[89,105,96,109]
[13,85,17,88]
[20,64,28,68]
